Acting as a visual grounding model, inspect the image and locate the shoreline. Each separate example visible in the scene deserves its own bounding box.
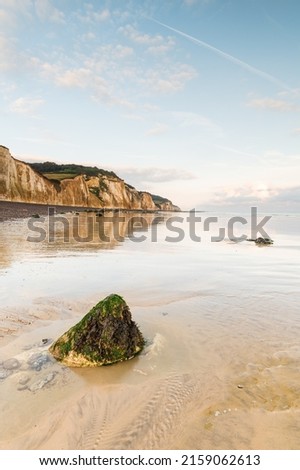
[0,200,178,222]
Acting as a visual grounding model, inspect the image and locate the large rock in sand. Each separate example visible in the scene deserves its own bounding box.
[49,294,144,367]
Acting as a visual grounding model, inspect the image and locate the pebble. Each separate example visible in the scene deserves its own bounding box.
[19,375,30,385]
[0,369,11,380]
[3,358,20,370]
[214,410,221,417]
[40,338,50,346]
[29,372,56,392]
[27,353,50,371]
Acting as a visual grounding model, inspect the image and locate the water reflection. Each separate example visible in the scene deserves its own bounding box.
[0,211,168,269]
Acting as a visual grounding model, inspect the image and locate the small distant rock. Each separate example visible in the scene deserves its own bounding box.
[3,358,20,370]
[49,294,145,367]
[247,237,273,245]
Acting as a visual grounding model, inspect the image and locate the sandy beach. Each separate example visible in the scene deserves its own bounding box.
[0,211,300,449]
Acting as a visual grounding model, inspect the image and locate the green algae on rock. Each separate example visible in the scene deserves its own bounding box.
[49,294,144,367]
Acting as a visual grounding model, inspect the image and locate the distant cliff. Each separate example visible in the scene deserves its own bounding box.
[0,146,180,211]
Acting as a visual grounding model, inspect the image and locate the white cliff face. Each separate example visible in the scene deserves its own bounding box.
[0,146,58,203]
[0,146,179,210]
[0,146,9,199]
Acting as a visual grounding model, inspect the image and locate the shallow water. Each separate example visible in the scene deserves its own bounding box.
[0,211,299,449]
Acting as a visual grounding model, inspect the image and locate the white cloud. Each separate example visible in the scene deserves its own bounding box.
[292,128,300,135]
[81,32,96,41]
[76,7,110,23]
[9,96,44,115]
[114,45,134,59]
[247,98,298,112]
[120,24,164,45]
[147,38,175,55]
[30,37,196,108]
[55,68,92,88]
[34,0,64,23]
[31,57,134,108]
[91,8,110,22]
[140,64,196,93]
[119,24,175,54]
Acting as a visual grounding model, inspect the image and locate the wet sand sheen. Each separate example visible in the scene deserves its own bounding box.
[1,296,300,450]
[0,213,300,449]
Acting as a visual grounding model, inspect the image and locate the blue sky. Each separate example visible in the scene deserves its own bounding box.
[0,0,300,211]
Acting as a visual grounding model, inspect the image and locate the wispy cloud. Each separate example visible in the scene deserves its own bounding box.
[183,0,212,5]
[208,184,300,210]
[247,97,299,112]
[9,96,44,115]
[149,18,291,91]
[214,144,259,159]
[145,123,169,136]
[172,111,223,136]
[113,167,196,185]
[0,0,32,26]
[0,34,18,70]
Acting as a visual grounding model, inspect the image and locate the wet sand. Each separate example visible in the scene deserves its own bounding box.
[0,212,300,449]
[0,200,159,222]
[0,201,86,222]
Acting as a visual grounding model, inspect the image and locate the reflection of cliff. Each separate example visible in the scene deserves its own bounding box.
[0,212,168,269]
[43,212,166,251]
[0,146,180,211]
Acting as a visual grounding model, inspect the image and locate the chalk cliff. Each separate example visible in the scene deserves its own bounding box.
[0,146,180,211]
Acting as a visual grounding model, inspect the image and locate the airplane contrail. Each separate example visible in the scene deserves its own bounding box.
[150,18,291,91]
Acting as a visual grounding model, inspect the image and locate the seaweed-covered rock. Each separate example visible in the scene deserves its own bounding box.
[49,294,144,367]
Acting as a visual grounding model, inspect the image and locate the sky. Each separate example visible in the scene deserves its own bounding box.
[0,0,300,211]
